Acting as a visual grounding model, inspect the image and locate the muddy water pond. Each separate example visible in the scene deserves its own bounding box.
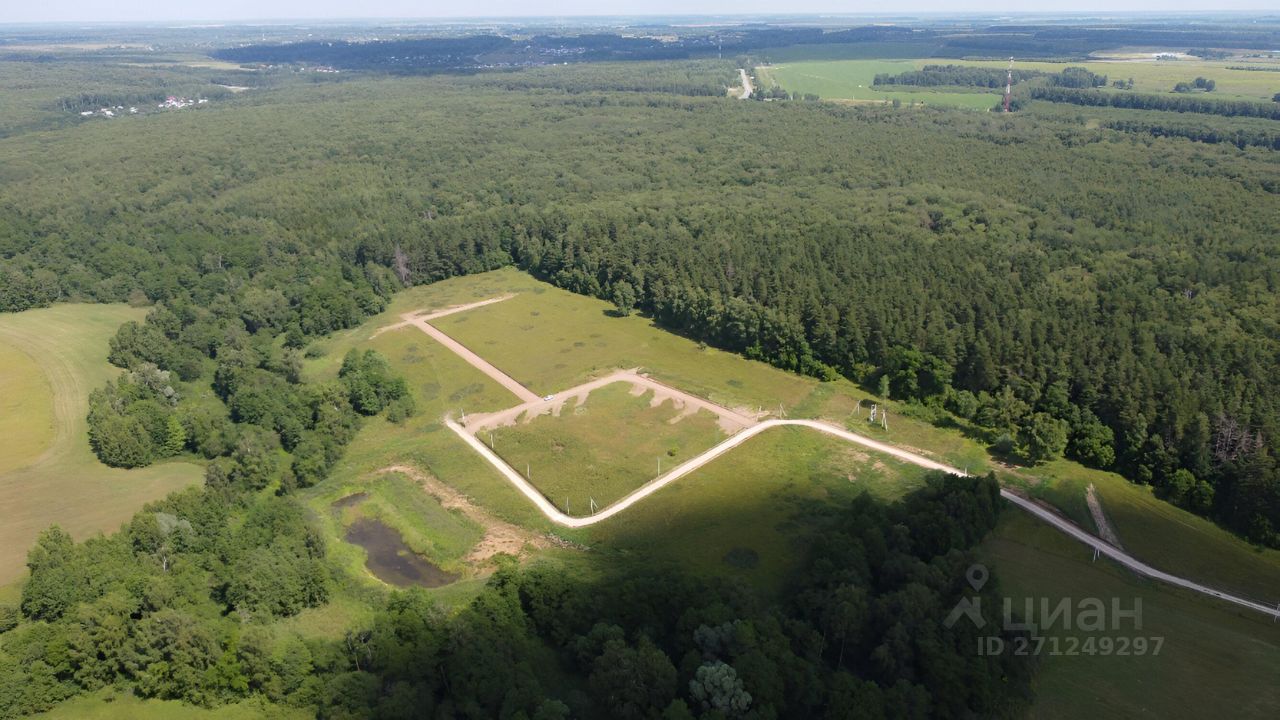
[343,517,459,588]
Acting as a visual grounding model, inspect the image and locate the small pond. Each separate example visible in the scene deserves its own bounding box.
[343,517,459,588]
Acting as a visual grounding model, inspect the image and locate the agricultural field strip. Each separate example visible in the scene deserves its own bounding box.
[379,295,540,404]
[397,297,1280,620]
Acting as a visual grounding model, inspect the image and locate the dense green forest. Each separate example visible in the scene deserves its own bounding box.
[0,60,1277,547]
[0,44,1278,716]
[0,471,1029,718]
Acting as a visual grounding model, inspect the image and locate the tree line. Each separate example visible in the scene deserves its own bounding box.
[1030,86,1280,119]
[873,65,1046,89]
[1100,118,1280,150]
[0,472,1034,718]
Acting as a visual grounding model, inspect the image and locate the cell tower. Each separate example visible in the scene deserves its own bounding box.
[1002,57,1014,113]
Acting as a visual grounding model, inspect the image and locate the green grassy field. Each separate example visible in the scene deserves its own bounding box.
[0,340,55,476]
[1010,460,1280,605]
[431,277,815,410]
[587,425,932,593]
[981,511,1280,719]
[757,57,1280,107]
[0,305,202,589]
[489,381,730,514]
[955,56,1280,101]
[757,60,1000,109]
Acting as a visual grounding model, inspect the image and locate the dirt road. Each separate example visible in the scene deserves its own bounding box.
[386,295,540,404]
[450,417,1280,620]
[462,369,756,435]
[398,294,1280,620]
[373,294,515,337]
[738,68,752,99]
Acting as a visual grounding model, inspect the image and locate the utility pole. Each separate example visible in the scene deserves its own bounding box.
[1003,57,1014,113]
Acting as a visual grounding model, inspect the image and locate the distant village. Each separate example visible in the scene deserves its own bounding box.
[78,96,210,119]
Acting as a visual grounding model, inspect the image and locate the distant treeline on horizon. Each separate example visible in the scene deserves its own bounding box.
[212,23,1280,72]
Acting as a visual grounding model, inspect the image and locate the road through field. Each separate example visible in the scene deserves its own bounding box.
[738,68,752,99]
[449,417,1280,620]
[461,368,756,435]
[405,296,1280,619]
[383,295,541,404]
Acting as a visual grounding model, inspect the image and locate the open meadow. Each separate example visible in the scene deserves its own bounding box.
[758,56,1280,106]
[294,267,1280,717]
[487,381,731,514]
[0,305,201,588]
[757,60,999,108]
[363,269,1280,602]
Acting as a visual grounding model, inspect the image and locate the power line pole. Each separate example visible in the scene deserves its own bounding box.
[1003,57,1014,113]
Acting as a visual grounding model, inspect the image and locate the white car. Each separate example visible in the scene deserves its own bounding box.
[542,395,554,401]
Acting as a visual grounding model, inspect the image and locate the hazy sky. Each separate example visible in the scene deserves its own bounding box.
[1,1,1272,24]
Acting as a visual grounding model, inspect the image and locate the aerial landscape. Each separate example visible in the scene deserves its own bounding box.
[0,2,1278,718]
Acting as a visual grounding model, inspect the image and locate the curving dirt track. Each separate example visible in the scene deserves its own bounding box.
[401,295,1280,620]
[450,417,1280,620]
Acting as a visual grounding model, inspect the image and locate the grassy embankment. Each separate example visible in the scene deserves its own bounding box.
[982,511,1280,718]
